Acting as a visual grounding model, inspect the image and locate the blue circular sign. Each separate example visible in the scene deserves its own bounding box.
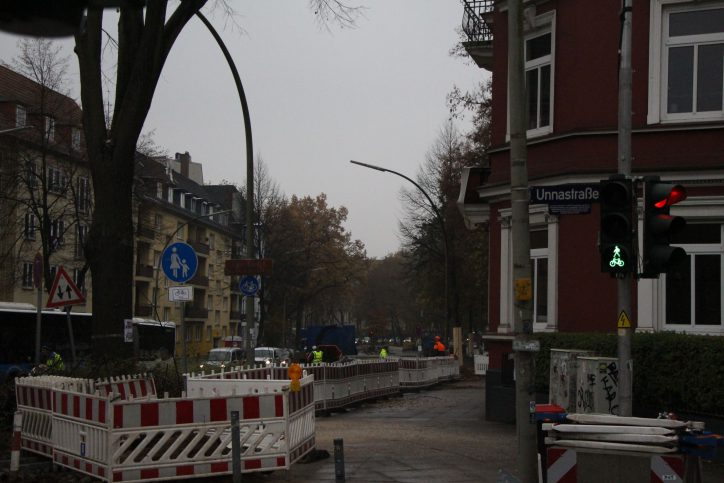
[239,276,260,296]
[161,242,198,283]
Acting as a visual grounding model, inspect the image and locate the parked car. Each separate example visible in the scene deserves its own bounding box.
[200,347,245,370]
[254,347,291,366]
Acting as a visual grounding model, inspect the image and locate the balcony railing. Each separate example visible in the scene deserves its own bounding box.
[186,239,210,255]
[135,264,154,278]
[189,273,209,287]
[137,224,155,239]
[462,0,494,42]
[135,304,153,317]
[185,306,208,319]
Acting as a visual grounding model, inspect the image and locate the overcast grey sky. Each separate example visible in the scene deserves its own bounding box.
[0,1,488,258]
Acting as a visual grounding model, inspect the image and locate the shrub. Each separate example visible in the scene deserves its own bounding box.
[532,332,724,417]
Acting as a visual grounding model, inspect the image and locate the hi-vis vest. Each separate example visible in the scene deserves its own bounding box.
[312,350,324,363]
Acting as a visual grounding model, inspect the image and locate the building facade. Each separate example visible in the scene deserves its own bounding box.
[458,1,724,369]
[0,64,93,309]
[134,152,251,359]
[0,65,255,359]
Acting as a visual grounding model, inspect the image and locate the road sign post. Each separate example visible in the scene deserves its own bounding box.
[224,258,273,276]
[46,266,85,308]
[162,242,198,283]
[239,276,260,297]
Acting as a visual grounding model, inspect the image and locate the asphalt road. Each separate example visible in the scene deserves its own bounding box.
[241,376,518,482]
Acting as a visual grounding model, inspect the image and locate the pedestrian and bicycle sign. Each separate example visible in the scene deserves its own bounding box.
[162,242,197,283]
[239,276,260,296]
[46,266,85,308]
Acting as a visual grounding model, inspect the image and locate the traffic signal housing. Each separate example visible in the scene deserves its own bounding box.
[641,177,687,278]
[599,176,634,275]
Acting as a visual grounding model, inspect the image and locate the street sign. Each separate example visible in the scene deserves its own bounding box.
[513,339,540,352]
[46,266,85,308]
[161,242,198,283]
[169,286,194,302]
[239,276,260,296]
[224,258,273,276]
[529,183,600,215]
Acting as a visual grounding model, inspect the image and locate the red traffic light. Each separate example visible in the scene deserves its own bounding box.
[651,184,687,209]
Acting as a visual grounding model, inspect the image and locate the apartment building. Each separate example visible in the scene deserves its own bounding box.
[458,1,724,372]
[0,64,255,358]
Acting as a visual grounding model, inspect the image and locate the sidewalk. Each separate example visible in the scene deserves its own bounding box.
[240,376,518,482]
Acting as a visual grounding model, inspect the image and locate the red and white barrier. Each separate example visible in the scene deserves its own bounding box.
[651,454,684,482]
[546,447,577,483]
[10,411,22,472]
[17,371,316,482]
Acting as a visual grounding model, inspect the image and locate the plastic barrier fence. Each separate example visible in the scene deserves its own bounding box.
[474,353,489,375]
[16,372,315,482]
[189,357,458,412]
[15,374,156,458]
[398,356,460,389]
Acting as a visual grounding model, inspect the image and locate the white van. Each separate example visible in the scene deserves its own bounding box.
[254,347,290,366]
[200,347,245,369]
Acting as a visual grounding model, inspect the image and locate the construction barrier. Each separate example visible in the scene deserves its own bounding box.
[190,356,458,412]
[398,356,460,389]
[15,372,316,482]
[474,353,489,376]
[542,412,722,482]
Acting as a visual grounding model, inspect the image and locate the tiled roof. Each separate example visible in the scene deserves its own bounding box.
[0,64,82,125]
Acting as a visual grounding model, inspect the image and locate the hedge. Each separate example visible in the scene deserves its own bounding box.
[531,332,724,417]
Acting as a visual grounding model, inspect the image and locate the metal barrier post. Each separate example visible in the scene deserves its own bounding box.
[334,438,345,482]
[10,411,23,473]
[231,410,241,483]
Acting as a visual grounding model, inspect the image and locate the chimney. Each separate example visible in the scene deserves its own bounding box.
[175,151,191,178]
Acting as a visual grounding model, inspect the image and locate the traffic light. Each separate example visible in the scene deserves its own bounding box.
[599,176,634,275]
[641,177,687,278]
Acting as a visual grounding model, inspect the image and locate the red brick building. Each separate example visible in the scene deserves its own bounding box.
[458,0,724,387]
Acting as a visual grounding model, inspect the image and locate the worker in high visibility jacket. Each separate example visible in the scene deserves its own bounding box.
[433,336,446,356]
[41,345,65,373]
[379,346,388,358]
[311,346,324,364]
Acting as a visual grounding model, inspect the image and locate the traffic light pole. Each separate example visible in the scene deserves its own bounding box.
[508,1,537,480]
[617,0,633,417]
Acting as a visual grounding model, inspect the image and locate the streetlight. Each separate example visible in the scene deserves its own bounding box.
[195,12,256,363]
[152,209,232,373]
[349,160,451,340]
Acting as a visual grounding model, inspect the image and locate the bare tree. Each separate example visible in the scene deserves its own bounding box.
[0,39,92,298]
[73,1,360,360]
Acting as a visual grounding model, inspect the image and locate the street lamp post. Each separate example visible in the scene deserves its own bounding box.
[153,209,232,373]
[350,160,451,340]
[196,12,256,363]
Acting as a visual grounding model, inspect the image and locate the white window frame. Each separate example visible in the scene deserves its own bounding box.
[637,196,724,334]
[507,10,556,140]
[71,127,81,151]
[44,116,55,142]
[77,176,90,212]
[22,262,34,288]
[661,245,723,330]
[16,105,26,128]
[648,0,724,124]
[24,213,36,240]
[76,224,87,257]
[48,167,66,193]
[498,205,559,334]
[50,219,65,247]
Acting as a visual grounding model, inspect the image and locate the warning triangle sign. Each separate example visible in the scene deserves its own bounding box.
[617,310,632,329]
[46,266,85,308]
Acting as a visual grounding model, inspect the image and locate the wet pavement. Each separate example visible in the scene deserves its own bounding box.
[240,376,518,482]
